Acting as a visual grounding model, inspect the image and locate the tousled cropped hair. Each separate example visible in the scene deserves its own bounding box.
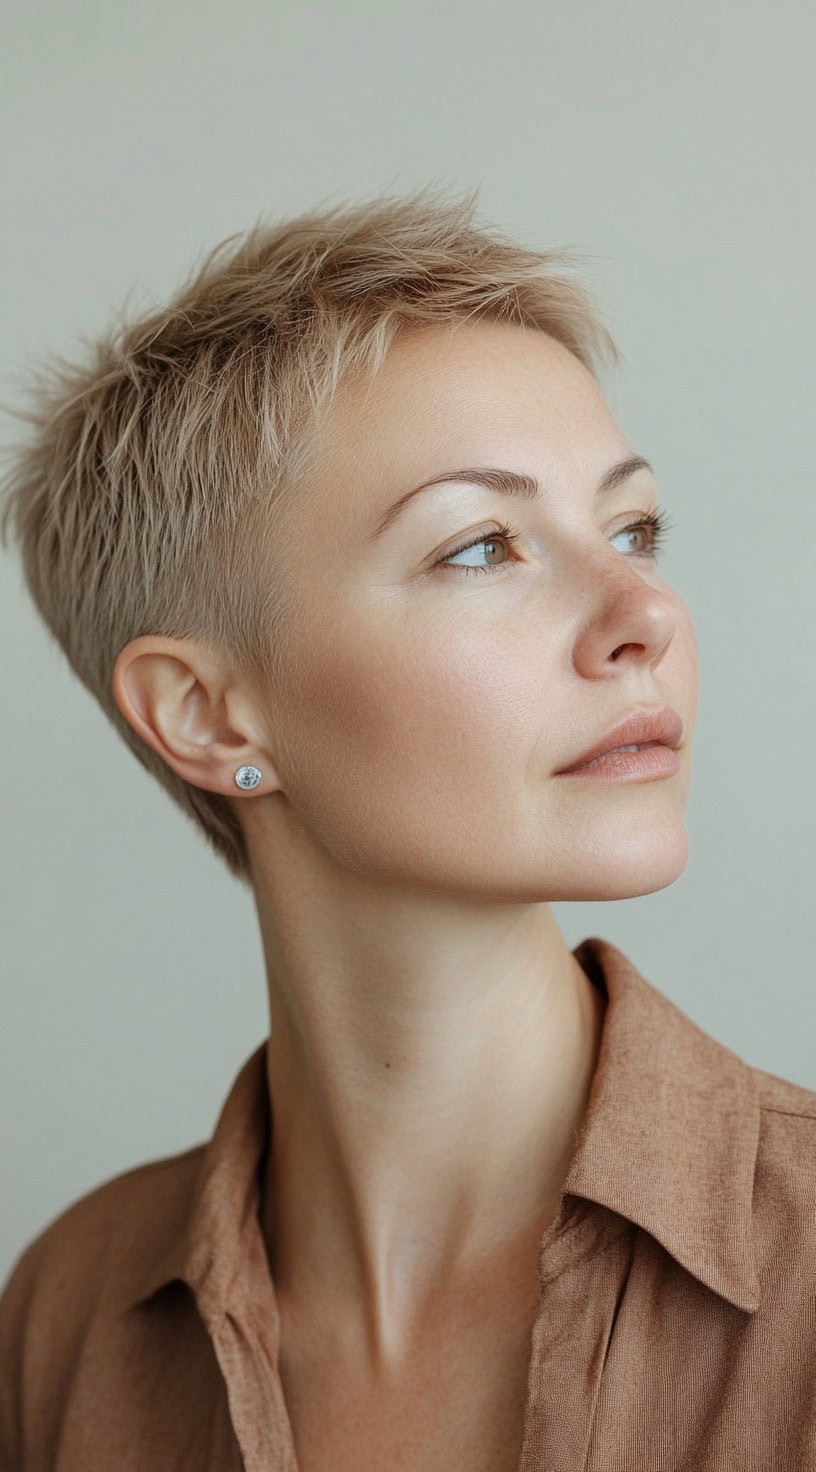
[0,184,621,885]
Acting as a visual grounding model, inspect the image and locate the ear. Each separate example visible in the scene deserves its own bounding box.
[111,634,282,797]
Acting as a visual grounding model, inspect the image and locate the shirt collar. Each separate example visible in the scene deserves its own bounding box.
[566,937,761,1312]
[123,935,760,1318]
[121,1038,271,1323]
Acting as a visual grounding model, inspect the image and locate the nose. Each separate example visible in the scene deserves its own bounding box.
[570,553,678,676]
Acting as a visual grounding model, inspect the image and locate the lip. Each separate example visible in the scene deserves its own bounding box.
[554,705,684,775]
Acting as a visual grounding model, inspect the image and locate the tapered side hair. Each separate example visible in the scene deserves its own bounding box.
[0,183,621,885]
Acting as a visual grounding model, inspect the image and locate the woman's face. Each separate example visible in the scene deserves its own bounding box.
[253,318,698,902]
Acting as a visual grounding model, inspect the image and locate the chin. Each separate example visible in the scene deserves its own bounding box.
[555,826,690,901]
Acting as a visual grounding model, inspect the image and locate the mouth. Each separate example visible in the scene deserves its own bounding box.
[554,706,684,776]
[580,740,659,767]
[555,741,680,781]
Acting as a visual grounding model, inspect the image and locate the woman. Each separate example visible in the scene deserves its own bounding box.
[1,186,814,1471]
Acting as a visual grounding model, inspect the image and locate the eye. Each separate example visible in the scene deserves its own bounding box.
[435,521,523,576]
[436,509,674,577]
[608,508,674,560]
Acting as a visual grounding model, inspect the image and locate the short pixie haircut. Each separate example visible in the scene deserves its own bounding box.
[0,185,620,885]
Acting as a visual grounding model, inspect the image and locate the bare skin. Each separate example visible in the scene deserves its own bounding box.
[112,318,698,1468]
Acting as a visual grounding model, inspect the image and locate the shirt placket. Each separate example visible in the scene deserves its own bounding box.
[197,1225,302,1472]
[516,1198,634,1472]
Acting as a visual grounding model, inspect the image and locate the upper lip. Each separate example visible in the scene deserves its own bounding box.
[554,705,684,774]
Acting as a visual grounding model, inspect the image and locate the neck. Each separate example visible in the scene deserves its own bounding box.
[250,851,606,1370]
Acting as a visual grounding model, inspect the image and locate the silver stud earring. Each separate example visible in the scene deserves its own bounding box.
[234,765,262,790]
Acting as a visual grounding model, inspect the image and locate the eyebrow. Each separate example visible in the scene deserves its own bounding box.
[371,454,655,538]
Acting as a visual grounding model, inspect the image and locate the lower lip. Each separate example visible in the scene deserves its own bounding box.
[556,743,680,781]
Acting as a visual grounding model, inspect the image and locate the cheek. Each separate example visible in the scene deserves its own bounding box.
[279,609,543,873]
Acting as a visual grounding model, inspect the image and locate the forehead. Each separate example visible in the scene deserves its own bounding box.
[312,319,623,491]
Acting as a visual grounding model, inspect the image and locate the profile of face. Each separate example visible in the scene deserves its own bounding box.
[237,317,698,904]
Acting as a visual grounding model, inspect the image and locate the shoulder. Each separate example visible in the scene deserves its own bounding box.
[0,1146,208,1465]
[0,1144,204,1357]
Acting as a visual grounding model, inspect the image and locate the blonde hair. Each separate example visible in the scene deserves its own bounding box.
[0,184,621,886]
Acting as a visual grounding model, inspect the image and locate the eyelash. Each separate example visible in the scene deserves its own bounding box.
[436,509,675,577]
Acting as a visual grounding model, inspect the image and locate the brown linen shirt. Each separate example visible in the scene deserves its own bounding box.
[2,934,815,1471]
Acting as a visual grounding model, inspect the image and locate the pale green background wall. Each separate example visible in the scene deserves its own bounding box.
[1,0,813,1283]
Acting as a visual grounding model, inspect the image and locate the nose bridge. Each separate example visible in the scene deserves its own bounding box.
[553,515,652,597]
